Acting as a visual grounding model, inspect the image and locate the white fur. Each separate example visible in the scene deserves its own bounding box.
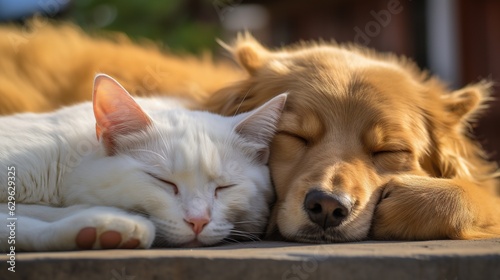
[0,93,286,251]
[0,204,155,251]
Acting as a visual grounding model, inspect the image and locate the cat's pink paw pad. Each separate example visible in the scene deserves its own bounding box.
[99,231,122,249]
[76,227,97,249]
[120,238,140,249]
[76,228,138,249]
[70,208,155,250]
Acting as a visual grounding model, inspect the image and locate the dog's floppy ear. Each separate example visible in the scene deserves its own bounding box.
[221,32,269,75]
[423,81,494,178]
[443,82,492,125]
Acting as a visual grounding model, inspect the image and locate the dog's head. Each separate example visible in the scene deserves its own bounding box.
[207,34,496,242]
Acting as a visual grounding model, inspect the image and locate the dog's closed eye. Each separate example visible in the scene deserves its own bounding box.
[277,131,309,146]
[372,150,410,157]
[372,150,413,173]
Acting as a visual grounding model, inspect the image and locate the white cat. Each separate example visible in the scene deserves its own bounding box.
[0,74,286,251]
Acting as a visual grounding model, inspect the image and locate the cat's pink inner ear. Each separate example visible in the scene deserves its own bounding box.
[93,74,152,152]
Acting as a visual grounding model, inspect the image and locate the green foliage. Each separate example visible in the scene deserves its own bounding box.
[67,0,221,54]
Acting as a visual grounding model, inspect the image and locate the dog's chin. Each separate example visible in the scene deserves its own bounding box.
[286,224,369,243]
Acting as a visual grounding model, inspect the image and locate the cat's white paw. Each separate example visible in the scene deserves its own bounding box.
[51,206,155,250]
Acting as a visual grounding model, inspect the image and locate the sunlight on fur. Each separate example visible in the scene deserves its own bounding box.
[0,19,244,115]
[1,21,499,243]
[0,74,286,251]
[205,33,500,242]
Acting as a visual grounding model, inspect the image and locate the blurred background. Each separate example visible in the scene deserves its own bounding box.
[1,0,499,163]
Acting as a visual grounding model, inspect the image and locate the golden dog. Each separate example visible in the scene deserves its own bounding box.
[206,35,500,241]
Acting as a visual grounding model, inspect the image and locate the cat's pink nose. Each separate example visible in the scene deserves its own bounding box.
[185,217,210,235]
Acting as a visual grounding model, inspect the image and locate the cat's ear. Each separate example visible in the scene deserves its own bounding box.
[235,93,287,164]
[93,74,152,155]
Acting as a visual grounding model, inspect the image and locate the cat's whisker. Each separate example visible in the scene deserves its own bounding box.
[230,235,260,242]
[222,237,242,244]
[230,228,261,235]
[130,148,167,161]
[231,231,264,235]
[229,230,261,241]
[233,85,254,117]
[230,232,260,240]
[153,125,172,160]
[231,220,265,225]
[231,223,262,233]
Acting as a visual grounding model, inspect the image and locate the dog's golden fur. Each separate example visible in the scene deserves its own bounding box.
[0,20,243,115]
[206,35,500,241]
[1,23,499,241]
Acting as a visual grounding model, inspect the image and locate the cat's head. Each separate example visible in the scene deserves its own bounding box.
[89,74,286,246]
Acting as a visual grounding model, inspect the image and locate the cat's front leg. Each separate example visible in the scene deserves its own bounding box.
[371,175,500,240]
[51,206,156,251]
[0,205,155,251]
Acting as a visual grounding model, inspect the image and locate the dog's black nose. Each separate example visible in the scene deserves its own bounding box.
[304,190,350,229]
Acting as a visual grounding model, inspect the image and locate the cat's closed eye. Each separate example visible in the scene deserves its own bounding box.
[215,184,236,197]
[147,173,179,195]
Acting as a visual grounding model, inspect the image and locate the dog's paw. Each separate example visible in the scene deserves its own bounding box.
[54,207,155,250]
[371,175,470,240]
